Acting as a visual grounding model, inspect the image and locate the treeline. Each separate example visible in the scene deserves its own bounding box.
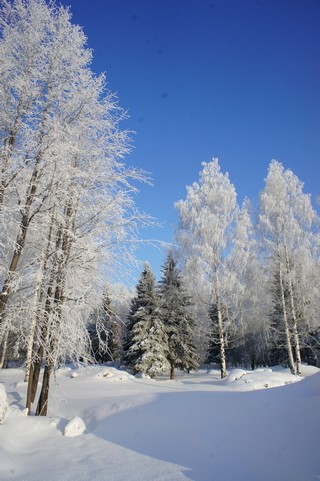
[175,159,320,378]
[90,159,320,381]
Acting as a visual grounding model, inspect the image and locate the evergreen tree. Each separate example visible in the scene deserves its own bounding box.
[123,264,169,378]
[159,253,199,379]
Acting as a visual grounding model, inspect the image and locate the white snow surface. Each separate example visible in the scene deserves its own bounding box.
[0,364,319,481]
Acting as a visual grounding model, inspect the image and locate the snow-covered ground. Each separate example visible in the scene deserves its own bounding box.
[0,364,319,481]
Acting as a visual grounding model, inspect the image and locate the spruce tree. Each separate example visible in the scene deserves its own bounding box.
[160,253,199,379]
[123,264,169,377]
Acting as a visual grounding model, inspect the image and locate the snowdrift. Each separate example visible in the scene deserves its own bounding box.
[0,365,319,481]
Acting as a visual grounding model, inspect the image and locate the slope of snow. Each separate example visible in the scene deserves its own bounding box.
[0,365,319,481]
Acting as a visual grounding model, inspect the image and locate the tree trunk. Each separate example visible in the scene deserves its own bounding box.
[25,216,54,383]
[285,246,302,376]
[217,307,227,379]
[170,365,175,380]
[214,271,227,379]
[33,198,76,415]
[36,363,52,416]
[0,331,9,369]
[279,262,296,375]
[0,156,42,326]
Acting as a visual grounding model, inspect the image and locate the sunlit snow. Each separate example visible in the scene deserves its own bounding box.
[0,365,319,481]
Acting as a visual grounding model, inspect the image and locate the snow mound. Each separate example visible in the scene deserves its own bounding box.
[0,384,8,424]
[225,369,247,383]
[64,416,86,437]
[224,368,300,390]
[96,367,133,382]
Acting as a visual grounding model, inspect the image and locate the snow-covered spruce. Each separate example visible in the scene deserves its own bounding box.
[159,252,199,379]
[123,263,170,377]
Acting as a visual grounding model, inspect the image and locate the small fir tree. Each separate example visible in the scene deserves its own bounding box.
[123,264,169,377]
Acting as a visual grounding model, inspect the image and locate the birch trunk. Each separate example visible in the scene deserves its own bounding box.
[214,270,227,379]
[0,151,42,328]
[0,331,9,369]
[278,262,296,375]
[35,194,77,416]
[284,246,302,376]
[24,216,54,383]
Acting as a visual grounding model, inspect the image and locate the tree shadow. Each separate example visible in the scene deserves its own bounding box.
[89,384,317,481]
[89,390,260,481]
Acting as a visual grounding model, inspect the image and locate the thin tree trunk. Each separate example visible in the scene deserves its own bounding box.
[284,246,302,376]
[0,331,9,369]
[279,262,296,375]
[35,363,52,416]
[217,307,227,379]
[0,99,50,329]
[170,365,175,380]
[26,260,56,413]
[25,216,54,383]
[34,196,77,416]
[214,270,227,379]
[0,155,42,325]
[0,107,21,216]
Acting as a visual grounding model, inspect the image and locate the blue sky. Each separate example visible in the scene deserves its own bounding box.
[59,0,320,284]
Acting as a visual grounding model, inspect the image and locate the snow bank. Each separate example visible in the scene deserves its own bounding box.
[224,367,300,390]
[63,416,86,437]
[0,384,8,424]
[96,367,133,382]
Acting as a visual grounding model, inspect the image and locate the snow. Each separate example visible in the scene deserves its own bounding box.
[0,383,8,424]
[64,416,86,437]
[0,365,319,481]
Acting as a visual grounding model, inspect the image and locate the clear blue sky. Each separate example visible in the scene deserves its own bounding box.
[59,0,320,284]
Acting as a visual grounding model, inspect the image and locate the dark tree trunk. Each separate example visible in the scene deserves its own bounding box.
[36,363,52,416]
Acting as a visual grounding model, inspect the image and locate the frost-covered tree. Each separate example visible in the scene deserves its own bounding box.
[88,286,122,364]
[159,252,199,379]
[123,264,169,377]
[237,249,271,370]
[0,0,151,416]
[175,159,250,378]
[258,160,319,375]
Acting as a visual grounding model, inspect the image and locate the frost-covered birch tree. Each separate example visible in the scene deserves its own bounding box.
[175,159,250,378]
[0,0,152,416]
[258,160,319,375]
